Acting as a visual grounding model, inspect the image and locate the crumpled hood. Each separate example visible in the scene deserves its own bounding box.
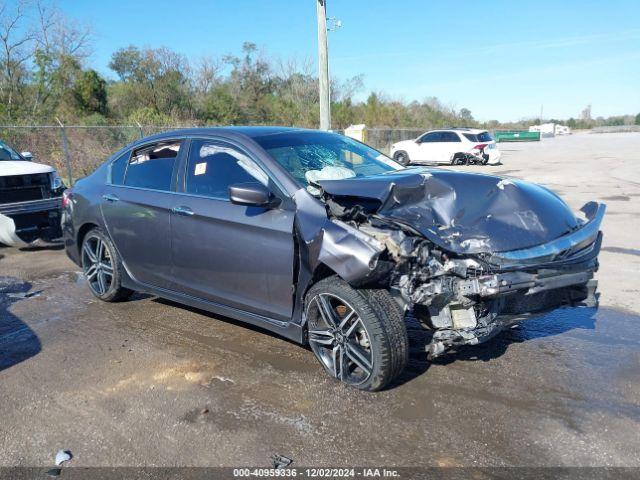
[0,160,54,177]
[318,167,581,254]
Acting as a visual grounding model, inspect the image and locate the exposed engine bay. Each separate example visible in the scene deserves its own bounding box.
[303,168,604,359]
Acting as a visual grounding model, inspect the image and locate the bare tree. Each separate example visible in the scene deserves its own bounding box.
[0,0,35,120]
[30,0,93,116]
[331,74,363,102]
[194,55,224,94]
[34,0,92,59]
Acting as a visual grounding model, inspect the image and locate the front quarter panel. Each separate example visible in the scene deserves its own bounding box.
[291,188,385,326]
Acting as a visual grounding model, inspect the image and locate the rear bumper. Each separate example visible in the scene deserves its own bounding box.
[0,197,62,247]
[0,197,61,215]
[486,150,501,164]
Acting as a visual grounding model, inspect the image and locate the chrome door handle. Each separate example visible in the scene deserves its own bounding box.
[102,194,119,202]
[172,205,194,216]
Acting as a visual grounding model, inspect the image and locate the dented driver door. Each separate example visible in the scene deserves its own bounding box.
[169,138,296,323]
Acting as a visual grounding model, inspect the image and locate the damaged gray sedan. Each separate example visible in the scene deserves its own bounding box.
[63,127,604,391]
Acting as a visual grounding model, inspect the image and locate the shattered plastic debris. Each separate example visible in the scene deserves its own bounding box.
[271,454,293,469]
[7,290,42,299]
[212,375,235,384]
[54,450,72,466]
[496,178,514,190]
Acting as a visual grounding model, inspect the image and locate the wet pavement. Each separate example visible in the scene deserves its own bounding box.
[1,133,640,467]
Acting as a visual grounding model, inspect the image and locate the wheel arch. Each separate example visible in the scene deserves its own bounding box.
[298,263,342,337]
[76,222,100,256]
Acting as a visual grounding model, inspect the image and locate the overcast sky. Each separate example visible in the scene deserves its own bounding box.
[58,0,640,122]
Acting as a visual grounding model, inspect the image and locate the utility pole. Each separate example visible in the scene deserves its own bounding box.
[316,0,331,130]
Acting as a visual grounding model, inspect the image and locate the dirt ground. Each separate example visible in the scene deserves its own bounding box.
[1,132,639,468]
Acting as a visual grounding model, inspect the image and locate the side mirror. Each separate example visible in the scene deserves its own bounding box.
[21,151,33,161]
[229,182,279,208]
[414,138,422,144]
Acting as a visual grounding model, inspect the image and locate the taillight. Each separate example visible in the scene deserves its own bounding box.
[62,188,72,208]
[473,143,488,150]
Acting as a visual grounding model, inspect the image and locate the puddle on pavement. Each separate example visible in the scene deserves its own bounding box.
[123,302,318,375]
[0,276,42,371]
[602,246,640,257]
[601,195,631,201]
[504,306,639,347]
[393,306,640,432]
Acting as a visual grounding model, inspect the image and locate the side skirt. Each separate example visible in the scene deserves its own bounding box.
[121,274,304,344]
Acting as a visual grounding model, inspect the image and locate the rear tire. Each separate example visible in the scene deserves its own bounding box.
[81,228,134,302]
[393,151,410,166]
[305,276,408,391]
[451,154,464,165]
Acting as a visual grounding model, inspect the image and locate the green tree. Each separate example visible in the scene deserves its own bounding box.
[635,113,640,125]
[459,108,474,124]
[223,42,274,123]
[201,84,243,125]
[73,69,108,115]
[108,46,191,119]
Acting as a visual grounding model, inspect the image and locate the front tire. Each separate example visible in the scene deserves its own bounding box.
[81,228,133,302]
[393,151,410,166]
[305,276,408,391]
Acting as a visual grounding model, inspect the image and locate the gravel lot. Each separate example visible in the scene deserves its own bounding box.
[1,132,639,467]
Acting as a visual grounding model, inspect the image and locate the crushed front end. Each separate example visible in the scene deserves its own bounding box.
[316,169,605,359]
[355,203,602,359]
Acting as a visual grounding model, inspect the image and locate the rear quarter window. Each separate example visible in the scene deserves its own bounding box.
[463,132,493,142]
[109,151,130,185]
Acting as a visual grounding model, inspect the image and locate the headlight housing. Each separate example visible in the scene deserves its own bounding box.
[50,170,63,190]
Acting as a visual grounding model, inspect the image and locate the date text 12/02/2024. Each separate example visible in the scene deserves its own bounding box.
[232,468,400,477]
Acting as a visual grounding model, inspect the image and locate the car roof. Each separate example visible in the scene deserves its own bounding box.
[424,128,488,134]
[135,126,318,144]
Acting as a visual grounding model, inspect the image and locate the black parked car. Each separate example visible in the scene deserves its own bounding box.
[63,127,604,391]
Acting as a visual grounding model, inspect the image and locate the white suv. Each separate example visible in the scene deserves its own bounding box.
[390,128,501,166]
[0,140,64,246]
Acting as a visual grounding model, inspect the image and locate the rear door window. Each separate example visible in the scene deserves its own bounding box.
[124,141,181,191]
[442,132,461,142]
[185,140,269,200]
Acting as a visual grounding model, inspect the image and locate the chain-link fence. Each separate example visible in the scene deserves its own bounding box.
[0,125,427,185]
[0,124,192,185]
[364,128,424,153]
[590,125,640,134]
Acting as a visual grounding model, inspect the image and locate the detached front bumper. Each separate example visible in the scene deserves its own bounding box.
[0,197,62,247]
[427,271,598,359]
[424,202,604,359]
